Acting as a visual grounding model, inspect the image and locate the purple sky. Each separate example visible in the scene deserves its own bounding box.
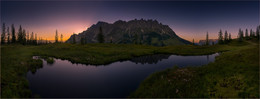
[1,0,259,42]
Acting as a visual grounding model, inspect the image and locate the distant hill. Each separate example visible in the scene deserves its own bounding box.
[66,19,191,46]
[199,39,218,45]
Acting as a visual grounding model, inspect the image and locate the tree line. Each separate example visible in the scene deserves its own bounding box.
[1,23,64,45]
[193,25,260,46]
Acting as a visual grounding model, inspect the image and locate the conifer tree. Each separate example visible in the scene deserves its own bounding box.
[218,29,223,44]
[238,28,243,42]
[97,26,104,43]
[256,25,260,38]
[72,33,76,44]
[26,31,29,43]
[245,29,249,38]
[11,24,16,43]
[22,29,26,45]
[18,25,23,44]
[55,29,58,43]
[7,27,10,44]
[60,34,63,43]
[30,32,34,44]
[1,23,6,44]
[250,29,253,37]
[35,33,37,45]
[224,30,228,43]
[206,32,209,45]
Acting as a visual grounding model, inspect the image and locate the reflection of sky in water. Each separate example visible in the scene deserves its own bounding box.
[27,53,218,98]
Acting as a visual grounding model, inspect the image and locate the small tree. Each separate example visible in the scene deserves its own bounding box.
[35,33,37,45]
[245,29,249,38]
[97,26,104,43]
[206,32,209,45]
[228,33,232,41]
[218,29,223,44]
[22,29,26,45]
[7,27,10,44]
[238,28,243,42]
[224,30,228,43]
[30,32,34,44]
[11,24,16,43]
[72,33,76,44]
[256,25,260,38]
[60,34,63,43]
[55,29,58,43]
[17,25,23,44]
[250,29,253,37]
[241,29,244,38]
[26,31,29,43]
[1,23,6,44]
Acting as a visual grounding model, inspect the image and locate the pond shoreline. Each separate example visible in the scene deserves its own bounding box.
[27,53,219,98]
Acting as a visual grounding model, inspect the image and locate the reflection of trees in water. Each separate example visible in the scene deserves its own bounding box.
[130,54,171,64]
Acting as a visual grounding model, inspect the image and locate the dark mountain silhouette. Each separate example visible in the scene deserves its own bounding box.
[66,19,191,46]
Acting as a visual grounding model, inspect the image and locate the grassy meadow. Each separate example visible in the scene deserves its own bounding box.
[1,39,259,98]
[130,39,259,98]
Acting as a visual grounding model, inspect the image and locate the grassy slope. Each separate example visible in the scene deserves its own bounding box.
[129,40,259,98]
[1,45,43,98]
[1,39,259,98]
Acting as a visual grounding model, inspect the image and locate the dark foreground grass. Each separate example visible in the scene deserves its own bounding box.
[1,39,258,98]
[129,40,259,98]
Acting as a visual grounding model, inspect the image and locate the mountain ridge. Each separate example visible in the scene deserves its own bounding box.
[66,19,191,46]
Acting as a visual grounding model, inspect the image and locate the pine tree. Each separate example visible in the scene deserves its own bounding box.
[256,25,260,38]
[26,31,29,43]
[1,23,6,44]
[60,34,63,43]
[7,27,10,44]
[11,24,16,43]
[17,25,24,44]
[245,29,249,38]
[35,33,37,45]
[241,29,244,38]
[72,33,76,44]
[97,26,104,43]
[30,32,34,44]
[224,30,228,43]
[218,29,223,44]
[55,29,58,43]
[238,28,243,42]
[250,29,253,37]
[206,32,209,45]
[22,29,26,45]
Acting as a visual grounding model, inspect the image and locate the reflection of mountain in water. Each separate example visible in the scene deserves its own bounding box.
[130,54,171,64]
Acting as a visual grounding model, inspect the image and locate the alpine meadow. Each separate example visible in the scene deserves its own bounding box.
[1,0,259,98]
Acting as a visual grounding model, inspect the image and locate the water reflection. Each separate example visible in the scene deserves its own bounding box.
[27,53,219,98]
[130,54,171,64]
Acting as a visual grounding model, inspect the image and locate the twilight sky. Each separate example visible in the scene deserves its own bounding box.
[1,0,259,42]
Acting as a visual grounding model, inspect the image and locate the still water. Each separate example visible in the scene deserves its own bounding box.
[27,53,219,98]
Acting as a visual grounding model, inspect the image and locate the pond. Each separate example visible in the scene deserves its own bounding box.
[26,53,219,98]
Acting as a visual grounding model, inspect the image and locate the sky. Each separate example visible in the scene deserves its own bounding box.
[1,0,259,42]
